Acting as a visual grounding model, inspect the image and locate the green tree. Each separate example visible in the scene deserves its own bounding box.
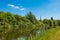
[26,11,38,24]
[51,17,53,20]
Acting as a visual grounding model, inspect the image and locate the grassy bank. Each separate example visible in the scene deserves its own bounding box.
[33,27,60,40]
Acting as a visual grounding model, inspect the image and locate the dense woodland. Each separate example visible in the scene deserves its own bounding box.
[0,11,60,40]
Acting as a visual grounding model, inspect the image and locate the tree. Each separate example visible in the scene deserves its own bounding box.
[5,12,15,24]
[26,11,38,24]
[40,16,42,22]
[51,17,53,20]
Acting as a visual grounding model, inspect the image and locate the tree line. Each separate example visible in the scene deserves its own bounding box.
[0,11,60,40]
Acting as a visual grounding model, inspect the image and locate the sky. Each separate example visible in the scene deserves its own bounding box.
[0,0,60,19]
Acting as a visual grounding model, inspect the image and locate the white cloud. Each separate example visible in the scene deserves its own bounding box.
[8,4,15,7]
[20,8,26,11]
[8,4,26,11]
[14,6,19,9]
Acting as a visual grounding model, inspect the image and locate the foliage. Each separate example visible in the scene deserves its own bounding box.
[0,11,60,40]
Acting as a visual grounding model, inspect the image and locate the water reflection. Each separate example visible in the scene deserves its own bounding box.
[18,36,27,40]
[12,36,27,40]
[36,30,41,35]
[12,30,41,40]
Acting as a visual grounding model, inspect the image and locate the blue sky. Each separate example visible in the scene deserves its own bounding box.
[0,0,60,19]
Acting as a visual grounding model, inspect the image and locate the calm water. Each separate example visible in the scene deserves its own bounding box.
[12,30,41,40]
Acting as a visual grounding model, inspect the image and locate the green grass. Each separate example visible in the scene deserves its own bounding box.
[33,27,60,40]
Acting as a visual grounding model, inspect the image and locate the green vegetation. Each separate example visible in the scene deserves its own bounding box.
[0,11,60,40]
[33,27,60,40]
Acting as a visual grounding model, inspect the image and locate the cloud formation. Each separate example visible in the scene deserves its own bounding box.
[8,4,15,7]
[8,4,26,11]
[20,8,25,11]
